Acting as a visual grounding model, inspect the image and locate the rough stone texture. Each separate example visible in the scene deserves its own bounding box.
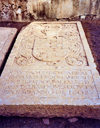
[0,27,17,69]
[0,0,100,21]
[0,21,100,119]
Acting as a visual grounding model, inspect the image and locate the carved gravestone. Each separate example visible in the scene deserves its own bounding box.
[0,27,17,69]
[0,22,100,119]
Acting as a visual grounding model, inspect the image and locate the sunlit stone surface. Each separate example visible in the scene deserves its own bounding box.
[0,22,100,119]
[0,27,17,68]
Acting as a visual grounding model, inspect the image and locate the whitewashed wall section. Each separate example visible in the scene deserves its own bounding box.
[0,0,100,20]
[27,0,100,18]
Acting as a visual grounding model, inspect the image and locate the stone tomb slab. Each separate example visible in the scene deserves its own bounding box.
[0,27,17,69]
[0,22,100,119]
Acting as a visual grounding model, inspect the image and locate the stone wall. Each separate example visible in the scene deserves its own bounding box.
[0,0,28,21]
[0,0,100,21]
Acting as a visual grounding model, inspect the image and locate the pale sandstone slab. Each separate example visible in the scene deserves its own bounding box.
[0,22,100,119]
[0,27,17,69]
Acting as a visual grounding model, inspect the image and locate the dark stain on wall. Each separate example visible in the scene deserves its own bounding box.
[0,0,100,21]
[73,0,79,16]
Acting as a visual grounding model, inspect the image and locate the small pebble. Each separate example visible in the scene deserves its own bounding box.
[80,15,86,20]
[42,118,50,125]
[68,118,78,123]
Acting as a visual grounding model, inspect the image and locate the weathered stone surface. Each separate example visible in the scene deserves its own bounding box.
[0,22,100,119]
[27,0,100,19]
[0,27,17,69]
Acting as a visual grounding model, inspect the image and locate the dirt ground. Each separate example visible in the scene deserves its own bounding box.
[82,20,100,73]
[0,20,100,128]
[0,117,100,128]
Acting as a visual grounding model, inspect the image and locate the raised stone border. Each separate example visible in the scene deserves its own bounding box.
[0,21,100,119]
[0,27,17,71]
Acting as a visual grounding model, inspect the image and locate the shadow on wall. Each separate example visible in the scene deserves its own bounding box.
[0,0,100,21]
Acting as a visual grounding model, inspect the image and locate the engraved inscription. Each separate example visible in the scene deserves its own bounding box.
[1,69,98,98]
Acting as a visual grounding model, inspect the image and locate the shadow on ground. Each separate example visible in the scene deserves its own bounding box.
[0,117,100,128]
